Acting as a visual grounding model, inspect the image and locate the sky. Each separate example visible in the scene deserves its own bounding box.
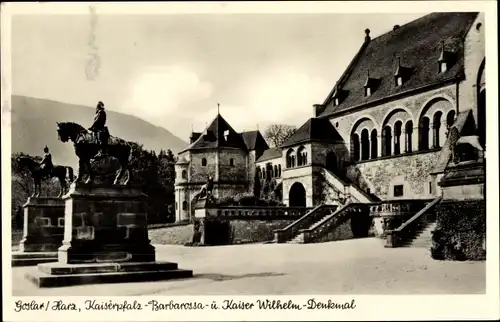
[11,12,427,141]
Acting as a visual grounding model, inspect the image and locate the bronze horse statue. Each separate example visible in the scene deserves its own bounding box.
[16,156,74,197]
[56,122,132,185]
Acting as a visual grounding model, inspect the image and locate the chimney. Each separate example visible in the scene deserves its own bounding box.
[364,28,371,42]
[393,25,400,31]
[313,104,326,117]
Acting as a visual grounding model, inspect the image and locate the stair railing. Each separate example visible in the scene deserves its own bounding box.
[274,204,334,243]
[385,197,442,248]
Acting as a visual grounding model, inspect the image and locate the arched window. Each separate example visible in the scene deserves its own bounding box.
[229,158,234,166]
[370,129,378,159]
[270,163,275,178]
[274,165,278,177]
[361,129,370,160]
[182,201,187,211]
[181,170,187,179]
[201,158,207,166]
[286,149,294,168]
[297,146,307,166]
[394,121,402,155]
[382,126,392,157]
[419,116,430,151]
[278,165,281,177]
[405,121,413,153]
[432,111,443,148]
[351,133,360,162]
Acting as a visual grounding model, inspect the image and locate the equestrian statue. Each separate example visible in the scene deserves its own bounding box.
[16,146,74,197]
[56,101,132,185]
[192,176,214,201]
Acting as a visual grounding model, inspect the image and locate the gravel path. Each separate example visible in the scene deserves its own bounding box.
[12,238,485,296]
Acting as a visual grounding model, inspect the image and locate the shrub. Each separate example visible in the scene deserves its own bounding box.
[234,192,257,206]
[431,200,486,261]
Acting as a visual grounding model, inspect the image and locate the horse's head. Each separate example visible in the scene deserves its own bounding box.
[16,156,36,170]
[56,122,69,142]
[57,122,86,142]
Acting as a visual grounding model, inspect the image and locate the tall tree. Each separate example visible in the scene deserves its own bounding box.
[264,124,297,148]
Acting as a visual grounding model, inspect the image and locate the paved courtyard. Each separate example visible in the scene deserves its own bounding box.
[12,238,485,296]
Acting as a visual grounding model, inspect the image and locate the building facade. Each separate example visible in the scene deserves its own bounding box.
[175,12,485,221]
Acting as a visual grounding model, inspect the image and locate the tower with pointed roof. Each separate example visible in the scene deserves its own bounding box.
[174,113,269,222]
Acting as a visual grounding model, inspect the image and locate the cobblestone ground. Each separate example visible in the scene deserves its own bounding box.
[12,238,485,296]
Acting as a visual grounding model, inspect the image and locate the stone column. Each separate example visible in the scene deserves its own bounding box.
[439,121,447,148]
[411,126,418,152]
[377,133,383,158]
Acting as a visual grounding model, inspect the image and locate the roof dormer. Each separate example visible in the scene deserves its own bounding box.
[363,69,377,97]
[394,57,411,87]
[331,87,347,106]
[438,40,451,73]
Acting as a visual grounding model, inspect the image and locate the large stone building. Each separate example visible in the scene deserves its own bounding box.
[175,12,485,222]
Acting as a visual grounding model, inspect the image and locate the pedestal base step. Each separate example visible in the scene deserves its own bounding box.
[26,261,194,288]
[12,252,58,267]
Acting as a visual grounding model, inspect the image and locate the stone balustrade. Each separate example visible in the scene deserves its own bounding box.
[199,206,313,220]
[369,199,432,218]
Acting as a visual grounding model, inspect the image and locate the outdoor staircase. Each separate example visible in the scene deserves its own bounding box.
[286,212,333,244]
[385,197,441,248]
[273,205,338,244]
[409,222,438,248]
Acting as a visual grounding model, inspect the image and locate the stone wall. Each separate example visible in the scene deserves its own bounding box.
[190,151,217,182]
[218,149,248,182]
[148,223,194,245]
[328,84,457,153]
[229,219,296,244]
[346,151,441,200]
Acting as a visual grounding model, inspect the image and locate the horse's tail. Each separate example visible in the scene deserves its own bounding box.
[66,166,74,182]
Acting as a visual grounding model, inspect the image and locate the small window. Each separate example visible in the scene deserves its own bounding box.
[429,181,433,194]
[181,170,187,179]
[230,158,234,166]
[182,201,187,210]
[365,87,371,97]
[396,76,403,86]
[202,158,207,166]
[393,185,404,197]
[58,218,65,227]
[440,62,447,73]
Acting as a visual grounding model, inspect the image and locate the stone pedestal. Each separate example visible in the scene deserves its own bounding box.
[193,196,216,245]
[439,161,485,201]
[12,197,65,267]
[26,183,193,288]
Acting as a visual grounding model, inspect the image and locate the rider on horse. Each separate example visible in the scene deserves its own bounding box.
[39,145,54,177]
[89,101,108,158]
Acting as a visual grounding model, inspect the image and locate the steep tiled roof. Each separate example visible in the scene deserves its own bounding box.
[240,130,269,151]
[179,114,248,153]
[256,147,282,163]
[319,12,478,117]
[281,118,344,148]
